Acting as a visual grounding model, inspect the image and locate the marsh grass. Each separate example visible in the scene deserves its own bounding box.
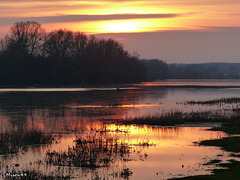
[0,129,53,155]
[96,125,129,134]
[120,168,133,179]
[211,125,240,134]
[46,127,150,169]
[46,133,132,168]
[199,136,240,153]
[132,140,156,147]
[185,97,240,105]
[210,120,240,134]
[128,97,240,127]
[120,111,235,126]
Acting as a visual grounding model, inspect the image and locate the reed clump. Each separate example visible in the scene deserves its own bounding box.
[132,140,156,147]
[46,134,131,168]
[0,129,53,155]
[120,168,133,179]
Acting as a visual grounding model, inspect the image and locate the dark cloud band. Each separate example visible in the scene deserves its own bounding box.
[0,13,181,26]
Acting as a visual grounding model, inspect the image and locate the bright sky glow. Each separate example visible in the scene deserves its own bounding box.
[1,0,240,63]
[1,0,240,34]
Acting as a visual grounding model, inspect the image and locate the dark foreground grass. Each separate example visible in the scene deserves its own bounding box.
[199,136,240,153]
[210,122,240,135]
[0,129,54,155]
[172,160,240,180]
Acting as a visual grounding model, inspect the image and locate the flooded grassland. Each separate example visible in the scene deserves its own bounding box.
[1,80,240,179]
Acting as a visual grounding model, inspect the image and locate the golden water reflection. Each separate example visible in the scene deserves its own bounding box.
[135,79,240,87]
[0,121,232,180]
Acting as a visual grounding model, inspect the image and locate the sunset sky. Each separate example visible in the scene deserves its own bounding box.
[1,0,240,63]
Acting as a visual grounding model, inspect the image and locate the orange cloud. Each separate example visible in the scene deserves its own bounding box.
[0,0,240,34]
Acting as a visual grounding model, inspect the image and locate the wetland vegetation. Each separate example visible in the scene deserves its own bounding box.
[46,132,133,168]
[120,111,234,126]
[0,129,53,155]
[185,97,240,105]
[0,82,240,179]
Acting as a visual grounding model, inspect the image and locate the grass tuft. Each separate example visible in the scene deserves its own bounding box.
[0,129,53,155]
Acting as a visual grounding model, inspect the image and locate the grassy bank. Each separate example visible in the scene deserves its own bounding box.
[210,123,240,135]
[172,160,240,180]
[172,123,240,180]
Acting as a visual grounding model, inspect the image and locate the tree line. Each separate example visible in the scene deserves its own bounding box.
[168,63,240,79]
[1,21,237,87]
[0,21,155,86]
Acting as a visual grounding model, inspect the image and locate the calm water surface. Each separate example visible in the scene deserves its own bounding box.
[0,80,240,179]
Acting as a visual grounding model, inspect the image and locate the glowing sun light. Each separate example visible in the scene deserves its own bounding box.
[98,20,146,33]
[58,18,181,35]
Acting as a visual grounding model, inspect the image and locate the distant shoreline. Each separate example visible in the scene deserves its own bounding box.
[1,85,240,90]
[1,79,240,89]
[142,85,240,88]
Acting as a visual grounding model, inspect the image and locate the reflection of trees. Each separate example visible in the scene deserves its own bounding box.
[4,108,28,130]
[0,90,147,109]
[0,89,148,131]
[0,88,170,135]
[0,128,53,155]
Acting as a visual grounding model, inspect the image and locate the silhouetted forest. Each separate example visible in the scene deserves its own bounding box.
[0,21,150,86]
[168,63,240,79]
[142,59,168,80]
[1,22,238,87]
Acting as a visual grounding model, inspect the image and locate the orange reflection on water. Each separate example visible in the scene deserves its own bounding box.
[102,124,182,146]
[103,123,225,146]
[49,123,230,179]
[66,103,166,109]
[135,79,240,87]
[0,115,232,180]
[100,124,229,179]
